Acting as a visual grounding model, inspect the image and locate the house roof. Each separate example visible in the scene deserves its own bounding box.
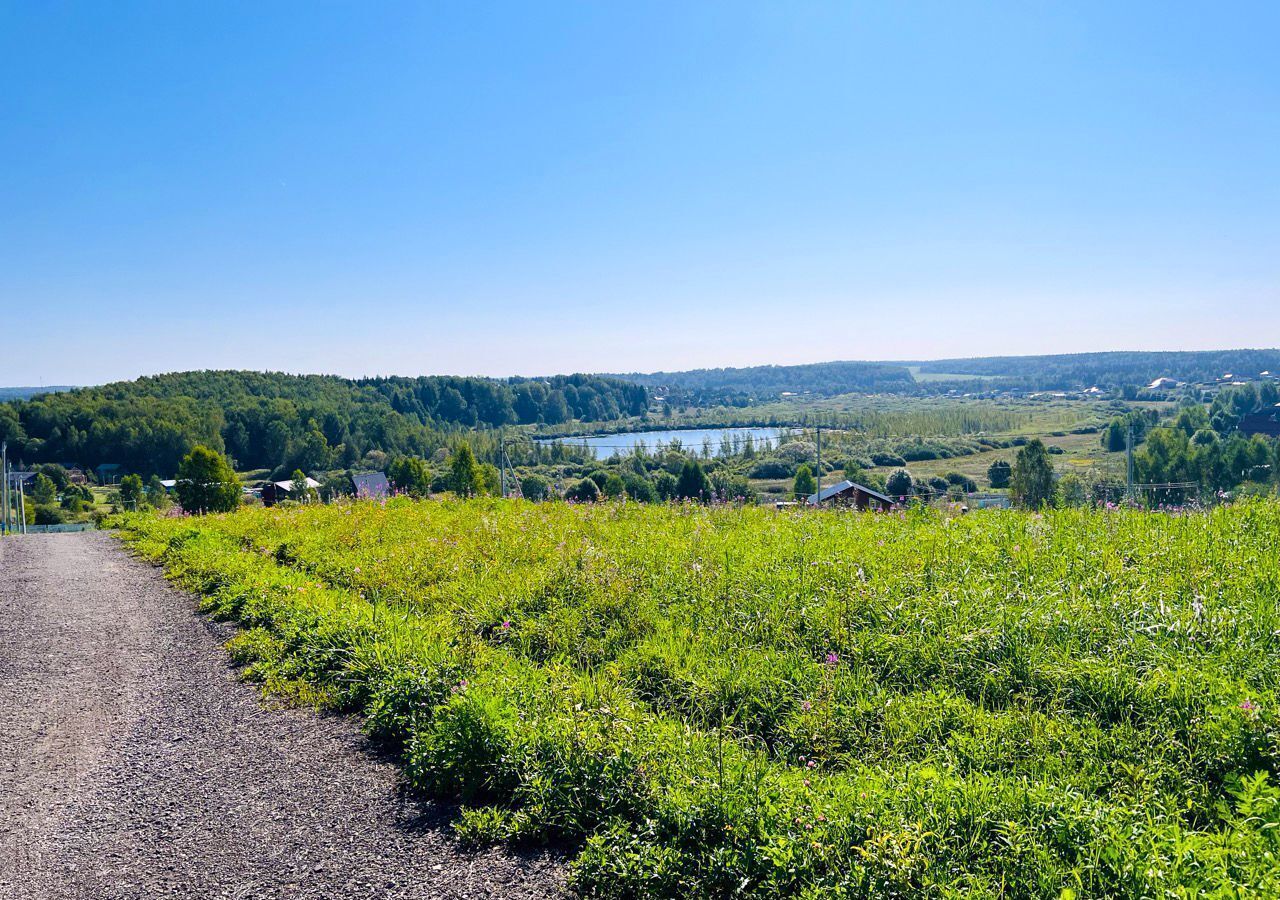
[351,472,390,495]
[807,480,895,506]
[272,477,321,491]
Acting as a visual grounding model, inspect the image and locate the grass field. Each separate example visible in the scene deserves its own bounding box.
[119,500,1280,898]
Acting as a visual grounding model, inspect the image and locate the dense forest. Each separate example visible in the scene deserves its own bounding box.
[912,349,1280,390]
[612,360,915,404]
[0,370,648,477]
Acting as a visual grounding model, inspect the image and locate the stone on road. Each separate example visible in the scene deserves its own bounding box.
[0,532,562,900]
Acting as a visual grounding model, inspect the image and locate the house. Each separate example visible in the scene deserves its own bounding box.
[95,463,123,484]
[53,463,88,484]
[261,476,322,506]
[6,471,37,492]
[1240,407,1280,438]
[351,471,391,500]
[1147,377,1178,391]
[806,480,897,511]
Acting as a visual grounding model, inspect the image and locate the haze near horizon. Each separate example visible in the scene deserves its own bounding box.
[2,2,1277,385]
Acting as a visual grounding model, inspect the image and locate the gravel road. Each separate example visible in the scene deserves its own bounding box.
[0,532,564,900]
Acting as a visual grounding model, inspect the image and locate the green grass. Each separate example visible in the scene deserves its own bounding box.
[117,500,1280,898]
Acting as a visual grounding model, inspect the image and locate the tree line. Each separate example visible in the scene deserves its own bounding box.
[0,370,648,478]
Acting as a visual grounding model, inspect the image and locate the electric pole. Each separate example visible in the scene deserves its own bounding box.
[1,440,8,536]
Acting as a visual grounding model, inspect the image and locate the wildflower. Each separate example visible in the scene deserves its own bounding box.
[825,652,840,666]
[353,566,361,573]
[501,620,512,630]
[1241,699,1259,715]
[801,700,812,711]
[806,760,816,769]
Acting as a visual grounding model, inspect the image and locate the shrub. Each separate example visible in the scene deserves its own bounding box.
[885,469,913,498]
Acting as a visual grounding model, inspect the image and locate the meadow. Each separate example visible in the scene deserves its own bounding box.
[118,500,1280,898]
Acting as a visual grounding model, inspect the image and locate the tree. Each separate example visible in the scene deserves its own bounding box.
[675,460,711,503]
[987,459,1012,489]
[600,472,625,499]
[388,455,432,497]
[175,445,242,514]
[519,473,550,501]
[793,464,817,499]
[565,478,600,502]
[653,470,678,501]
[118,473,146,509]
[623,473,655,502]
[290,469,316,504]
[1010,439,1056,509]
[30,473,57,505]
[146,474,171,510]
[885,469,913,499]
[446,445,485,498]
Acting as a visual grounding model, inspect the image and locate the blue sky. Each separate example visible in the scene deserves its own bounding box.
[2,2,1277,384]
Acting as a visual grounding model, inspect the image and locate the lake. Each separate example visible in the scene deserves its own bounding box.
[538,426,786,460]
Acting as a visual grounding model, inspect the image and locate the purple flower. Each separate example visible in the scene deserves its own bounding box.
[501,620,512,630]
[825,652,840,667]
[801,700,812,711]
[1241,699,1259,714]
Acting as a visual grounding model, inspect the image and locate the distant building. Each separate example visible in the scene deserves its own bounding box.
[7,471,37,492]
[261,476,322,506]
[351,471,391,500]
[52,463,89,484]
[1147,377,1178,391]
[806,480,896,511]
[1240,407,1280,438]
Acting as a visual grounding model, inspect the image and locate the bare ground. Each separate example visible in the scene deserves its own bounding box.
[0,532,565,900]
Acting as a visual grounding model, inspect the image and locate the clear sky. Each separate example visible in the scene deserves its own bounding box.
[2,2,1277,385]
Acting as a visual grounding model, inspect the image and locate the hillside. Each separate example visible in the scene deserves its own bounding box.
[0,370,647,477]
[911,348,1280,390]
[613,349,1280,404]
[611,361,916,404]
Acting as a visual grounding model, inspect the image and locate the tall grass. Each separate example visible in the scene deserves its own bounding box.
[118,500,1280,898]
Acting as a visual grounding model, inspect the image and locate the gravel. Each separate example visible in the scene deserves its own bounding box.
[0,532,565,900]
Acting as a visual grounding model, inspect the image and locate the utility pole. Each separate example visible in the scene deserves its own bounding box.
[1125,422,1134,505]
[1,440,8,536]
[499,429,507,498]
[17,474,26,535]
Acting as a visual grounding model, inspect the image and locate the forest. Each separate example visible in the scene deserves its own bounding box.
[913,348,1280,390]
[0,370,647,477]
[611,360,916,405]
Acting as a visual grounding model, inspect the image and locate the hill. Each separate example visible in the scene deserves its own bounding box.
[0,370,647,477]
[611,360,916,405]
[613,349,1280,401]
[910,348,1280,390]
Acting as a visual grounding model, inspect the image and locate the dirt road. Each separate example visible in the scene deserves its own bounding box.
[0,533,563,900]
